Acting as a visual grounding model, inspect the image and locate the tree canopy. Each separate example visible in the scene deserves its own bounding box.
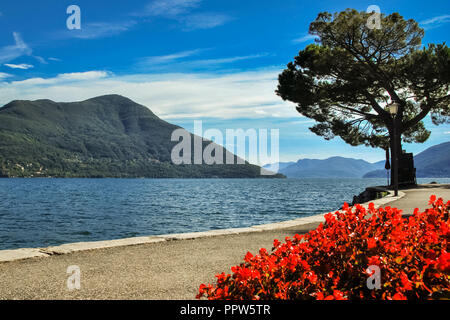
[276,9,450,150]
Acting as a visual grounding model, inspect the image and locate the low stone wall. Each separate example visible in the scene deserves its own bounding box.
[352,186,390,206]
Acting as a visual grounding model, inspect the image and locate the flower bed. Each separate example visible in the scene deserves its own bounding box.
[197,196,449,300]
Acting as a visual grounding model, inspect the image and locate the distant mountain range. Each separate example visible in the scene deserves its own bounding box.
[264,141,450,178]
[363,141,450,178]
[264,157,385,178]
[0,95,283,178]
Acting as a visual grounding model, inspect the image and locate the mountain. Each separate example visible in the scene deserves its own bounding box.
[0,95,283,178]
[363,141,450,178]
[272,157,385,178]
[262,162,295,173]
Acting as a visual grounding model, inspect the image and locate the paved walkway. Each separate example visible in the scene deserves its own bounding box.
[0,184,448,300]
[389,184,450,214]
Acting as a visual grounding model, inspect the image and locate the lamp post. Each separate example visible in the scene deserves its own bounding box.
[388,102,399,196]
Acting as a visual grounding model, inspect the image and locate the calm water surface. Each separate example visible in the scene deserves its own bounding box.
[0,177,448,250]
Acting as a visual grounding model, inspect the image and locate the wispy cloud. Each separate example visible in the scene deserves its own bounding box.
[292,34,317,44]
[288,119,315,125]
[9,71,109,86]
[140,0,202,17]
[4,63,34,70]
[184,53,270,68]
[56,0,228,40]
[63,21,137,39]
[0,69,298,120]
[420,14,450,29]
[56,71,110,81]
[33,56,47,64]
[137,0,231,30]
[0,72,12,80]
[138,50,269,71]
[181,13,231,30]
[0,32,32,63]
[141,49,206,65]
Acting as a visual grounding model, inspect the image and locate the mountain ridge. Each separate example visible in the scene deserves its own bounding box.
[265,142,450,179]
[363,141,450,178]
[0,94,283,178]
[276,156,384,178]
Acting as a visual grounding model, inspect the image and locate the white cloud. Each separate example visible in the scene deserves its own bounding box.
[420,15,450,29]
[139,51,268,71]
[0,69,298,120]
[0,72,12,80]
[8,71,109,86]
[34,56,47,64]
[137,0,230,30]
[64,21,136,39]
[0,32,32,63]
[292,34,317,44]
[141,0,201,17]
[182,13,231,30]
[288,120,315,125]
[141,49,205,65]
[187,54,269,67]
[4,63,34,70]
[57,71,110,81]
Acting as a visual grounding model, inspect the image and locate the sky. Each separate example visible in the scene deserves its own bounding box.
[0,0,449,165]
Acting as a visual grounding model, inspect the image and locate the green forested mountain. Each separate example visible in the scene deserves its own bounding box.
[0,95,282,178]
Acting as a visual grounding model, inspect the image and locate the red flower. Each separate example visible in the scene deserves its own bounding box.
[429,195,436,205]
[437,251,450,272]
[400,272,412,291]
[368,255,380,266]
[316,292,324,300]
[197,196,449,300]
[367,238,377,249]
[393,292,407,300]
[333,290,346,300]
[273,239,280,248]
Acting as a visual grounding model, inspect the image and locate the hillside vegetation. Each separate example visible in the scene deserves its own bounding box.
[0,95,281,178]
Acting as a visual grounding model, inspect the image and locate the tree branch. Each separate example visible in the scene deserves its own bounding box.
[402,103,433,131]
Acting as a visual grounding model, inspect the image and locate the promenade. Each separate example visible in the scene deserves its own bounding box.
[0,184,448,300]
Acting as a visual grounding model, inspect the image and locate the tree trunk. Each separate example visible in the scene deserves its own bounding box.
[389,120,402,189]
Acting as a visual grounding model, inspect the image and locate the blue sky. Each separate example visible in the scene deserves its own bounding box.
[0,0,449,164]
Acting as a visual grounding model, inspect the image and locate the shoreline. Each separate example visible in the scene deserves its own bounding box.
[1,185,448,299]
[0,190,405,263]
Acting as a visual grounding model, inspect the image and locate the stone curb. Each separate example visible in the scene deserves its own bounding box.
[0,189,406,263]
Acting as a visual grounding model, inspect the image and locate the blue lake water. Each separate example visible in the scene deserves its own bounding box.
[0,177,449,250]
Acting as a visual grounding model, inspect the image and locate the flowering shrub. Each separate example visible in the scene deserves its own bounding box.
[197,196,449,300]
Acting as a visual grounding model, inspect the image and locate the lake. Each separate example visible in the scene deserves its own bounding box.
[0,177,448,250]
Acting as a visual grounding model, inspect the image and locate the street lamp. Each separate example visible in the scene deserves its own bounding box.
[388,102,399,196]
[388,102,398,116]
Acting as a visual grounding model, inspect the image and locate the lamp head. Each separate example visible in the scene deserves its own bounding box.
[388,102,399,116]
